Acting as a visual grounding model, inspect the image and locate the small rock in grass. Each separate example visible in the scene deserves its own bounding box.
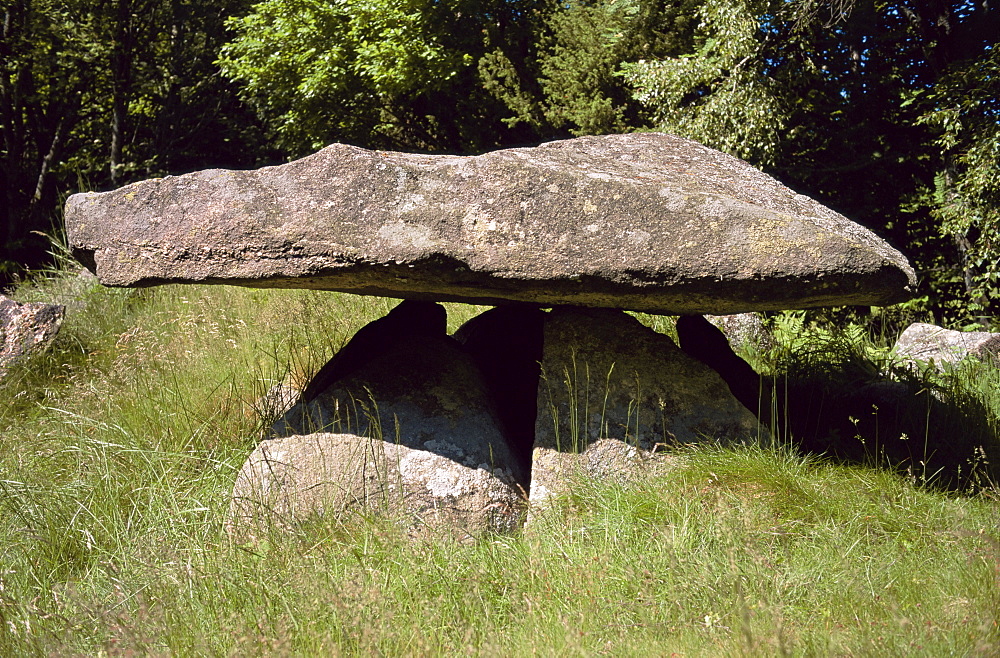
[893,322,1000,372]
[0,294,65,379]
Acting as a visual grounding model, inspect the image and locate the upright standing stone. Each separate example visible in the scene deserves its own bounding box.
[530,308,766,510]
[236,302,527,536]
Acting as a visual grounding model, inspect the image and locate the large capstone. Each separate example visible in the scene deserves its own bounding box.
[66,133,915,314]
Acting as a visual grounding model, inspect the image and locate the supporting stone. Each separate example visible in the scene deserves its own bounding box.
[529,307,767,513]
[454,304,545,477]
[240,301,527,535]
[228,431,524,540]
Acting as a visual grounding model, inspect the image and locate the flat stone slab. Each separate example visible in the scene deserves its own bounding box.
[66,133,916,314]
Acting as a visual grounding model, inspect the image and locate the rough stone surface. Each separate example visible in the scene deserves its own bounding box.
[252,382,301,435]
[528,439,679,517]
[0,294,65,377]
[273,330,525,485]
[228,432,524,538]
[67,133,916,314]
[894,322,1000,371]
[530,307,767,509]
[262,303,527,531]
[706,313,777,354]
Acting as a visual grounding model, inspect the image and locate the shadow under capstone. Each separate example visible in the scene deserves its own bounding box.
[298,299,447,404]
[453,304,545,477]
[677,314,999,491]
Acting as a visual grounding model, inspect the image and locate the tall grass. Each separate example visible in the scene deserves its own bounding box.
[0,265,997,655]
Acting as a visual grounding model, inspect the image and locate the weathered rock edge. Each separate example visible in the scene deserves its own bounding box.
[66,133,916,314]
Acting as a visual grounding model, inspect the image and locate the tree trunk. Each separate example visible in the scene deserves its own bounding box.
[109,0,134,186]
[0,1,36,253]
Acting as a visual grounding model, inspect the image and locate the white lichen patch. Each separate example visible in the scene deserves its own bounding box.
[401,452,471,498]
[377,221,437,250]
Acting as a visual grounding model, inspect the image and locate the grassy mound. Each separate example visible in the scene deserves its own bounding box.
[0,265,997,655]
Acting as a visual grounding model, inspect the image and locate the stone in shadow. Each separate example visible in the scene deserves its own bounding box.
[253,300,527,535]
[453,304,545,476]
[676,314,775,426]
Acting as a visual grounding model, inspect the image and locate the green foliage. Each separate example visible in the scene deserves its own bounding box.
[1,0,102,274]
[620,0,787,165]
[218,0,463,151]
[217,0,543,154]
[478,0,701,137]
[479,0,793,160]
[531,0,635,133]
[916,47,1000,324]
[481,0,635,134]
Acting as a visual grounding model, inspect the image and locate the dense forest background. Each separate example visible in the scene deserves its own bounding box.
[2,0,997,327]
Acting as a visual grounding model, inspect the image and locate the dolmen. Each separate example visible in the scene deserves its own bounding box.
[65,133,917,537]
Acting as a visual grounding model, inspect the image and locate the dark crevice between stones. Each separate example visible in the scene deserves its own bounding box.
[453,304,545,478]
[71,247,97,274]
